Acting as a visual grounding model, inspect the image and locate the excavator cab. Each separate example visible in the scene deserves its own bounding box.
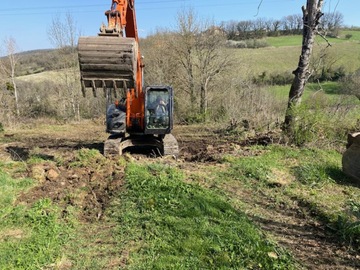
[144,86,173,135]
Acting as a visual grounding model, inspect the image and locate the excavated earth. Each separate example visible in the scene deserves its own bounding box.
[0,121,359,269]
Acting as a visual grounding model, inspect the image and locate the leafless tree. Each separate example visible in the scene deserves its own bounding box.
[237,20,254,39]
[170,8,199,112]
[284,0,325,132]
[170,8,232,121]
[0,37,20,117]
[282,14,303,34]
[48,12,80,51]
[221,20,238,40]
[195,29,231,119]
[47,12,82,120]
[320,11,344,36]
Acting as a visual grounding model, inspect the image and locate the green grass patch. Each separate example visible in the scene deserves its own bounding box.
[0,171,72,269]
[221,145,360,249]
[266,35,303,47]
[116,163,295,269]
[266,32,360,48]
[339,30,360,41]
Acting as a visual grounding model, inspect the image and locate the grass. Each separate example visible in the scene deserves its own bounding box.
[115,163,296,269]
[266,30,360,48]
[219,145,360,249]
[228,32,360,81]
[0,171,72,270]
[1,120,360,268]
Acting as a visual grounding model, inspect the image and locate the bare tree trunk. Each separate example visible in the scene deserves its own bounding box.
[284,0,324,132]
[0,37,20,117]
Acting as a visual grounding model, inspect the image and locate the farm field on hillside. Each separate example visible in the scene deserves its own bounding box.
[230,41,360,79]
[0,122,359,269]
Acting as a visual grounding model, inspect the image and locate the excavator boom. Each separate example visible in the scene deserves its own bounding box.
[78,0,178,157]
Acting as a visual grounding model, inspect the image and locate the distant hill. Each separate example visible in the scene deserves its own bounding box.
[7,29,360,80]
[1,47,76,77]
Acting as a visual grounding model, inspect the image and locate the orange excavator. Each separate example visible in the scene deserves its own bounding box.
[78,0,178,156]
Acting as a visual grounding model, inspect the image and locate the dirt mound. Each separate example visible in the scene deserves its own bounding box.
[19,158,125,221]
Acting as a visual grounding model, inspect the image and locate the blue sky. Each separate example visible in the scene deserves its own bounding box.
[0,0,359,52]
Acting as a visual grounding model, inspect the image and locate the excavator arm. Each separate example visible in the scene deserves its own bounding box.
[79,0,144,132]
[78,0,178,157]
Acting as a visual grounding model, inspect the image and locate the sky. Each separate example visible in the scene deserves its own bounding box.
[0,0,359,52]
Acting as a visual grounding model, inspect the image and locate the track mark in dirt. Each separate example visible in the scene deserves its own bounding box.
[220,183,360,270]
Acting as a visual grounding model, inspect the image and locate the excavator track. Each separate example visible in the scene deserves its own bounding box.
[104,134,179,158]
[78,36,137,94]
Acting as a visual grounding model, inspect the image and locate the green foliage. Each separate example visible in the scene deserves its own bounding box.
[5,82,14,91]
[223,145,341,187]
[312,65,347,83]
[0,122,4,133]
[117,163,295,269]
[253,71,294,85]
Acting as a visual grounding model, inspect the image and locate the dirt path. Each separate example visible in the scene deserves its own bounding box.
[1,122,359,269]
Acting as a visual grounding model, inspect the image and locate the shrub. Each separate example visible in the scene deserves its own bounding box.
[226,39,269,49]
[340,69,360,99]
[253,71,293,85]
[287,92,359,147]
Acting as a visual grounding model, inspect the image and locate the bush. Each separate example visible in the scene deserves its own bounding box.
[226,39,269,49]
[340,69,360,99]
[0,123,3,133]
[312,66,347,82]
[253,71,293,85]
[287,92,359,147]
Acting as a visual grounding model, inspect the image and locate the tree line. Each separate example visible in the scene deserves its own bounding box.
[221,11,344,40]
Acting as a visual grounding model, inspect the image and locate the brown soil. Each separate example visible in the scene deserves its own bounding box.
[1,122,359,269]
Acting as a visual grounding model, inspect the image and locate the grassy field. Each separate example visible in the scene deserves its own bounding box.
[230,41,360,80]
[226,30,360,80]
[2,30,359,269]
[0,121,359,268]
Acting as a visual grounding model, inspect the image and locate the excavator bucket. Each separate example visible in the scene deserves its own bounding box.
[78,36,137,96]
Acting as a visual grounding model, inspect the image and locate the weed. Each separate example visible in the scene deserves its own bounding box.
[331,215,360,249]
[293,163,335,187]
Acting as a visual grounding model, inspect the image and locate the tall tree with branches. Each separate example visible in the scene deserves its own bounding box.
[283,0,324,133]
